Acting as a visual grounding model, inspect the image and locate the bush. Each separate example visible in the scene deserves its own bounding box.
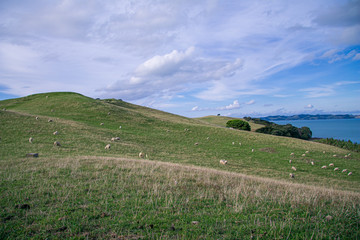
[226,119,251,131]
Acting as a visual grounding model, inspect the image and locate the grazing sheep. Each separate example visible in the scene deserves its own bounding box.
[206,137,209,140]
[220,159,228,165]
[119,126,122,129]
[29,137,33,143]
[251,149,254,152]
[311,161,314,165]
[342,169,347,173]
[333,154,337,157]
[105,144,111,150]
[289,173,295,178]
[54,141,61,146]
[111,137,120,141]
[239,142,242,145]
[323,151,326,154]
[334,168,339,171]
[46,96,48,99]
[348,172,352,176]
[290,153,294,156]
[48,119,53,122]
[100,123,104,126]
[321,166,327,169]
[289,160,292,164]
[53,131,58,135]
[305,151,309,154]
[232,142,235,145]
[348,153,351,156]
[291,166,297,171]
[301,154,306,157]
[139,152,144,158]
[329,163,334,167]
[35,116,39,120]
[108,112,111,115]
[194,142,199,146]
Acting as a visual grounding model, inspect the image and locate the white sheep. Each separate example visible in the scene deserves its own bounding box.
[48,119,53,122]
[53,131,58,135]
[46,96,48,99]
[329,163,334,167]
[29,137,33,143]
[54,141,61,146]
[334,168,339,171]
[321,166,327,169]
[35,117,39,120]
[290,153,294,156]
[139,152,144,158]
[251,149,254,152]
[220,159,228,165]
[291,166,297,171]
[119,126,122,129]
[239,142,242,145]
[289,160,292,164]
[305,151,309,154]
[108,112,111,115]
[289,173,295,178]
[323,151,326,154]
[311,161,314,165]
[342,169,347,173]
[105,144,111,150]
[301,154,306,157]
[206,137,209,140]
[348,172,352,176]
[232,142,235,145]
[333,154,337,157]
[111,137,120,141]
[100,123,104,126]
[194,142,199,146]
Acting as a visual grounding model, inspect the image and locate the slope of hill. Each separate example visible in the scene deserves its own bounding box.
[0,92,359,239]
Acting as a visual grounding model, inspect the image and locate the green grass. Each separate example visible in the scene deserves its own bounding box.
[1,92,360,239]
[196,115,265,131]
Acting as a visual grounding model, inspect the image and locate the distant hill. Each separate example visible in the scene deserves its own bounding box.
[262,114,359,121]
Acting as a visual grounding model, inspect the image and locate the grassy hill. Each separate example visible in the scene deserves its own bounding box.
[1,92,359,239]
[195,115,265,131]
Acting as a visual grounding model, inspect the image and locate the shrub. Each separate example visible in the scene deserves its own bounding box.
[226,119,251,131]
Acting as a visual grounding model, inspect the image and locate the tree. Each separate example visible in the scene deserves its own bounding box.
[226,119,251,131]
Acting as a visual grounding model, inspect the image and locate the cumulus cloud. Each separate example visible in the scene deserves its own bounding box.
[305,104,314,109]
[218,100,241,110]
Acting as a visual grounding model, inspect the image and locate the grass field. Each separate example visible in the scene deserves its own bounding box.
[1,92,359,239]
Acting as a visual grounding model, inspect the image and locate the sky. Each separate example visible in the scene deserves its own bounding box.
[0,0,359,118]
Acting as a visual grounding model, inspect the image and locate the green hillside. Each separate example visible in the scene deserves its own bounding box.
[196,115,265,131]
[1,92,359,239]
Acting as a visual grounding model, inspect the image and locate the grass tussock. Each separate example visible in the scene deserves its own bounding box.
[1,156,359,239]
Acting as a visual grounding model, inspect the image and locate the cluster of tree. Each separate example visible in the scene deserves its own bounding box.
[314,138,359,152]
[243,117,312,140]
[226,119,251,131]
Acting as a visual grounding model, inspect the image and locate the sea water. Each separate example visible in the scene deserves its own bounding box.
[273,118,360,144]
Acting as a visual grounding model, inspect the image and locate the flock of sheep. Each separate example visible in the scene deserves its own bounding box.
[288,151,353,178]
[23,96,354,181]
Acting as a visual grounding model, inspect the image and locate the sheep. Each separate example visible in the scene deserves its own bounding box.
[305,151,309,154]
[333,154,337,157]
[46,96,48,99]
[311,161,314,165]
[194,142,199,146]
[220,159,228,165]
[48,119,53,122]
[342,169,347,173]
[251,149,254,152]
[105,144,111,150]
[239,142,242,145]
[329,163,334,167]
[206,137,209,140]
[53,131,58,135]
[301,154,306,157]
[291,166,297,171]
[108,112,111,115]
[290,153,294,156]
[35,116,39,120]
[232,142,235,145]
[289,160,292,164]
[348,172,352,176]
[111,137,120,141]
[289,173,295,178]
[29,137,33,143]
[334,167,339,171]
[54,141,61,146]
[321,166,327,169]
[139,152,144,158]
[100,123,104,126]
[323,151,326,154]
[119,126,122,129]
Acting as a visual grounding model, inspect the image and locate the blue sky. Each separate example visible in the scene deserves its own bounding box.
[0,0,359,117]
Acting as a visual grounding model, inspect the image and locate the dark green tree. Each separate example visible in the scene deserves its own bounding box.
[226,119,251,131]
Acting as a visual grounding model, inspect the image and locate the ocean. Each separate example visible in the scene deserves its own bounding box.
[272,118,360,144]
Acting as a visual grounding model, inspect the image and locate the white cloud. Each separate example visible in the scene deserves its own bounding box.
[246,100,255,105]
[219,100,241,110]
[305,104,314,109]
[192,106,199,111]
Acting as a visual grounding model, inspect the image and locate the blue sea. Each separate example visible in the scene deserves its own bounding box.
[273,118,360,144]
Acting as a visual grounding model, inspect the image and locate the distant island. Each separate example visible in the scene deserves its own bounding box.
[261,114,360,121]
